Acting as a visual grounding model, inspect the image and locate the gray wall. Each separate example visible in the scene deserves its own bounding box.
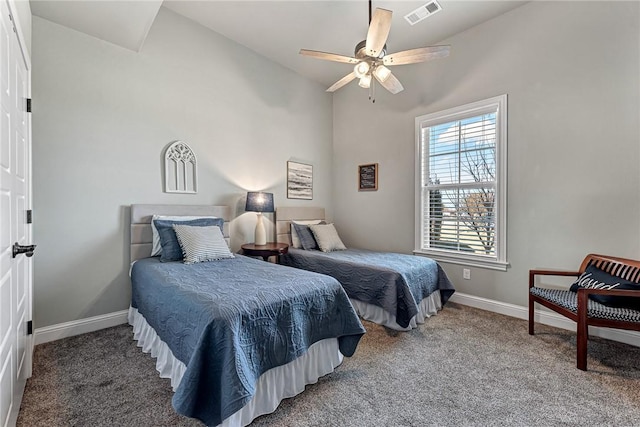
[32,7,333,328]
[333,1,640,305]
[31,1,640,329]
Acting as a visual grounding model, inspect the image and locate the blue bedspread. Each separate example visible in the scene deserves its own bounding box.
[130,255,365,426]
[281,248,455,328]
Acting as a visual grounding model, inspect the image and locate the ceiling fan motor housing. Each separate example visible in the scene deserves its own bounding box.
[354,39,386,59]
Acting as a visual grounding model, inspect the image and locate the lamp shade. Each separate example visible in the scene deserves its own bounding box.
[245,192,274,213]
[373,65,391,82]
[358,74,372,88]
[353,61,370,78]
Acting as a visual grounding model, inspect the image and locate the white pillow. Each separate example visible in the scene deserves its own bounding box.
[173,224,234,264]
[289,220,324,248]
[308,223,347,252]
[151,215,220,256]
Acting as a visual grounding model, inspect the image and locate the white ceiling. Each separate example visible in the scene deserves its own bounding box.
[31,0,527,87]
[30,0,163,52]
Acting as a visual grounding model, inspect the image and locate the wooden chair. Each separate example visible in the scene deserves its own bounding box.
[529,254,640,371]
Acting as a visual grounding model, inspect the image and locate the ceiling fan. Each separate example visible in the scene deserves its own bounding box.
[299,0,450,99]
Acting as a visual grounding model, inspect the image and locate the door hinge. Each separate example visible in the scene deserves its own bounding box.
[27,320,33,335]
[26,209,32,224]
[26,98,31,113]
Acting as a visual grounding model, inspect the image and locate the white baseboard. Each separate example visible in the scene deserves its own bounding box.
[449,292,640,347]
[34,294,640,348]
[34,309,129,345]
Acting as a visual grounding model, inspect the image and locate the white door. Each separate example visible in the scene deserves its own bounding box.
[0,1,33,426]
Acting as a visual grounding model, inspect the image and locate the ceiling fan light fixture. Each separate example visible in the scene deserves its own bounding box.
[358,74,372,89]
[373,65,391,82]
[299,1,450,98]
[353,61,370,78]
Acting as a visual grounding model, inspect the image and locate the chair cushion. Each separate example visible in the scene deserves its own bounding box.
[530,287,640,322]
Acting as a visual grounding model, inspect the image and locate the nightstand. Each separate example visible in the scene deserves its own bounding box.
[241,242,289,264]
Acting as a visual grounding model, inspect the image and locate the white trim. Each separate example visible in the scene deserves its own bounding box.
[414,94,508,270]
[7,0,31,70]
[414,250,509,271]
[450,292,640,347]
[34,310,129,345]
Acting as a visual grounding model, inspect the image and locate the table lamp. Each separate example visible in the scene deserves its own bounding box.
[245,191,274,245]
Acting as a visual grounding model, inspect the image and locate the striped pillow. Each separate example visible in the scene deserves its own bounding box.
[151,215,222,256]
[154,218,223,262]
[173,224,234,264]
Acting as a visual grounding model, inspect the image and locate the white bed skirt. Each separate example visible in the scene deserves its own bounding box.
[350,290,443,331]
[128,306,343,426]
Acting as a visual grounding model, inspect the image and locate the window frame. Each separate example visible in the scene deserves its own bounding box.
[414,95,508,271]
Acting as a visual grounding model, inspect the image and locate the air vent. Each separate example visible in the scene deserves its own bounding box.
[404,1,442,26]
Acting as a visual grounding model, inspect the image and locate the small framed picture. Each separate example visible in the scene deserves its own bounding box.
[287,161,313,199]
[358,163,378,191]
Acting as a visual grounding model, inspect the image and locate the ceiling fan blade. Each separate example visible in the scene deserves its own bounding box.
[374,71,404,94]
[327,72,356,92]
[365,8,392,58]
[383,46,450,66]
[299,49,359,64]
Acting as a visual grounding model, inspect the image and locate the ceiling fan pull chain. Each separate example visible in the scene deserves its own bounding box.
[369,78,376,103]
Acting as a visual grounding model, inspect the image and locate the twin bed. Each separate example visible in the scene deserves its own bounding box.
[128,204,365,426]
[276,207,455,331]
[128,204,454,426]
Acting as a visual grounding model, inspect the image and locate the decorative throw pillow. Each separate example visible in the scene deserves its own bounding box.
[290,220,324,248]
[308,223,347,253]
[570,265,640,310]
[291,223,318,250]
[151,215,223,256]
[154,218,224,262]
[172,224,234,264]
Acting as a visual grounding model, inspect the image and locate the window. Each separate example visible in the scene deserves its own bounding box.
[414,95,507,270]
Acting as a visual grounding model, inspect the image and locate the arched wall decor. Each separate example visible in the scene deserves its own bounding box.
[164,140,198,194]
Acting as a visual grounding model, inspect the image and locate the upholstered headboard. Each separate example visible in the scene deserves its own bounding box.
[275,206,326,245]
[130,204,232,262]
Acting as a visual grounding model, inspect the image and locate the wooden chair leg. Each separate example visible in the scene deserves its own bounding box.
[577,291,589,371]
[528,296,535,335]
[528,270,535,335]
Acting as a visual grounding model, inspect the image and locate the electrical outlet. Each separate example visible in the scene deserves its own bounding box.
[463,268,471,280]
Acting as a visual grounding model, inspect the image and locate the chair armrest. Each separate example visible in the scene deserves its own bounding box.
[529,269,581,289]
[577,288,640,298]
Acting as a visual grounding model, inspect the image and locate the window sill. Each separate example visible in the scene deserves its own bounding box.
[413,250,509,271]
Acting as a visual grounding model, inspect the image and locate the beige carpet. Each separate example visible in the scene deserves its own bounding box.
[18,303,640,426]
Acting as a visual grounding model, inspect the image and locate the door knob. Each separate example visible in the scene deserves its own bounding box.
[12,242,36,258]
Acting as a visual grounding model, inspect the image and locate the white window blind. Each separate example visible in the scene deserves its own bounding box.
[415,95,508,270]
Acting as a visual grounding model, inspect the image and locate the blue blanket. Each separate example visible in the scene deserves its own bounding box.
[130,255,365,426]
[281,248,455,328]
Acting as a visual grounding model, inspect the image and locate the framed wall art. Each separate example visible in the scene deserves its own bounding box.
[287,161,313,200]
[358,163,378,191]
